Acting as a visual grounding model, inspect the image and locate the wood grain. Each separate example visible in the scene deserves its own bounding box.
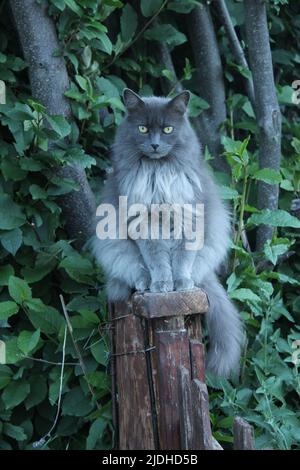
[132,288,208,319]
[154,316,191,449]
[191,379,213,450]
[233,416,255,450]
[114,301,155,449]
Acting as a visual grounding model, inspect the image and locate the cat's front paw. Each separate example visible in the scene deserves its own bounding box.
[150,280,174,293]
[174,277,194,291]
[135,276,150,293]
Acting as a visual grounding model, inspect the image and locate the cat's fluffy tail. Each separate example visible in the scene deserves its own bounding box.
[201,274,243,378]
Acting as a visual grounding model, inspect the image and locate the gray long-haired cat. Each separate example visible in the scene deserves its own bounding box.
[91,88,243,377]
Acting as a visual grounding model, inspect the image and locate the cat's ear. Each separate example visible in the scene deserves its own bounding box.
[122,88,144,112]
[167,90,190,115]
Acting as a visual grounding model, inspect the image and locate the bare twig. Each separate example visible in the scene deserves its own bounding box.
[103,0,168,71]
[59,295,101,410]
[214,0,256,111]
[23,355,79,366]
[155,40,183,95]
[32,326,67,448]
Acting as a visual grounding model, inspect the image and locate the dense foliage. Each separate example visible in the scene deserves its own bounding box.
[0,0,299,450]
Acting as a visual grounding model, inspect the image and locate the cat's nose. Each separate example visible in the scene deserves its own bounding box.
[151,143,159,151]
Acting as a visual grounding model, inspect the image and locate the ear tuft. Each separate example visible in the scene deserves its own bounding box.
[122,88,144,111]
[168,90,190,115]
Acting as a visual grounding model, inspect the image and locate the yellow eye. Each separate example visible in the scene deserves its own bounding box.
[138,125,148,134]
[163,126,173,134]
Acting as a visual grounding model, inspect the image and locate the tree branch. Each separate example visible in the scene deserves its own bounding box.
[244,0,282,250]
[155,41,183,95]
[9,0,96,247]
[187,3,228,172]
[214,0,256,111]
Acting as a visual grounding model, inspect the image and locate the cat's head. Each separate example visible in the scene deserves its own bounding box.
[121,88,190,159]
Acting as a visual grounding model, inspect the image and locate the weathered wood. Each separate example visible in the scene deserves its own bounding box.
[191,379,213,450]
[113,290,210,450]
[186,313,202,340]
[132,288,208,319]
[233,417,255,450]
[178,366,193,450]
[190,339,205,382]
[212,437,223,450]
[154,316,191,449]
[108,303,118,445]
[114,301,155,450]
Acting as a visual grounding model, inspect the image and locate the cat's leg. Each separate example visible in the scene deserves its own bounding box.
[171,239,197,291]
[136,239,173,293]
[91,236,150,301]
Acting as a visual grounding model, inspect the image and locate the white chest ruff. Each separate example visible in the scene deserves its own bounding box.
[121,164,201,207]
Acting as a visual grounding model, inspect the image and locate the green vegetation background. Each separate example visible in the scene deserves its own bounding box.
[0,0,300,450]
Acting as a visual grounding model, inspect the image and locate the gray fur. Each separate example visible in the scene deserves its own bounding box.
[91,89,243,377]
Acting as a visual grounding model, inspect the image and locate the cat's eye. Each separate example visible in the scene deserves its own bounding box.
[163,126,174,134]
[138,125,148,134]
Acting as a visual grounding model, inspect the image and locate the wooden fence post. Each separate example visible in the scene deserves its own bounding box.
[233,417,255,450]
[112,288,208,450]
[110,289,254,451]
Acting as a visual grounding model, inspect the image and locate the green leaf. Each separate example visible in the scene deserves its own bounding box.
[1,156,27,181]
[59,255,95,284]
[0,365,13,390]
[85,371,109,390]
[64,0,83,16]
[248,209,300,228]
[167,1,196,13]
[17,329,40,355]
[141,0,163,16]
[0,265,14,286]
[230,288,261,303]
[3,423,27,441]
[21,259,57,283]
[1,228,22,255]
[253,168,282,184]
[2,380,30,409]
[144,24,187,48]
[0,194,26,230]
[220,186,240,200]
[121,4,137,43]
[25,376,47,410]
[264,241,289,265]
[29,184,47,200]
[91,340,108,366]
[46,115,71,138]
[98,33,113,55]
[222,136,243,154]
[62,387,94,417]
[24,298,63,335]
[86,418,107,450]
[188,93,210,117]
[0,301,19,320]
[4,338,24,364]
[8,276,32,304]
[277,85,294,105]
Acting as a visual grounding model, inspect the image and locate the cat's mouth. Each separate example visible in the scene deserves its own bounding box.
[143,150,169,160]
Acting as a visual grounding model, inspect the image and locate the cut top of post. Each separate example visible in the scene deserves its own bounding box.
[132,288,208,319]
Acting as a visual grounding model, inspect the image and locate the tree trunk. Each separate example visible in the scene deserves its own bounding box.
[187,4,228,172]
[9,0,96,247]
[244,0,282,250]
